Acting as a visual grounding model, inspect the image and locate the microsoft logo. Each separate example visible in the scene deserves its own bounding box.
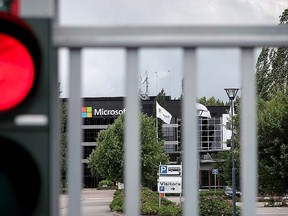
[82,107,92,118]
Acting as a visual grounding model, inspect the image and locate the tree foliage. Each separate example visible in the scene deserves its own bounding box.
[255,8,288,195]
[197,96,226,106]
[215,8,288,195]
[256,9,288,101]
[88,113,169,189]
[216,8,288,195]
[257,91,288,195]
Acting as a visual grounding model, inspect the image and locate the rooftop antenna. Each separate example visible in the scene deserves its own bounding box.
[155,71,158,94]
[139,71,150,100]
[142,71,149,97]
[168,69,171,96]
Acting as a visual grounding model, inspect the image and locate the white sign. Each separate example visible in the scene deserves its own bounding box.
[212,169,218,175]
[158,176,182,194]
[159,164,182,176]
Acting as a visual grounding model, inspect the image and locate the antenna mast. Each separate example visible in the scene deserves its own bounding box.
[139,71,150,100]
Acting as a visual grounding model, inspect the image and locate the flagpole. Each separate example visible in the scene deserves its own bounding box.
[156,117,158,142]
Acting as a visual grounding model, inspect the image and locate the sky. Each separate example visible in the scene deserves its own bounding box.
[58,0,287,102]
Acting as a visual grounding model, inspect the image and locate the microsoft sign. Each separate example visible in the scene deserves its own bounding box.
[82,107,127,118]
[94,108,127,116]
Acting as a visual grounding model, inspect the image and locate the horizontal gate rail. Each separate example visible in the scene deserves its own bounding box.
[54,25,288,47]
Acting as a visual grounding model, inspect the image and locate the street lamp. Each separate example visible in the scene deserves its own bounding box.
[224,88,239,216]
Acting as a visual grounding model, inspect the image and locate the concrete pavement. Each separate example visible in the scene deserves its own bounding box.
[59,189,115,216]
[59,189,288,216]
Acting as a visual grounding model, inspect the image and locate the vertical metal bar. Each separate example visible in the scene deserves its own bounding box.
[68,48,82,216]
[183,48,198,216]
[241,48,257,216]
[50,47,60,216]
[125,48,140,216]
[53,0,59,25]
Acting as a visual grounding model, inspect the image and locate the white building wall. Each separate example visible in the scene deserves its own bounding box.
[222,114,232,150]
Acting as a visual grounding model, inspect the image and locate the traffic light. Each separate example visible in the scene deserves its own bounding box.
[0,11,57,215]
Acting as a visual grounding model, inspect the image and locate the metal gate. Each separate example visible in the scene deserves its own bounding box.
[53,25,288,216]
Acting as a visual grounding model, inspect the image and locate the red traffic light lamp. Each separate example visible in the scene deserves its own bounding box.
[0,33,35,111]
[0,12,40,114]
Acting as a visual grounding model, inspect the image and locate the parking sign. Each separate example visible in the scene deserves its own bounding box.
[159,165,168,174]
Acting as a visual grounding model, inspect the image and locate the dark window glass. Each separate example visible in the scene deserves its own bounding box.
[83,146,95,159]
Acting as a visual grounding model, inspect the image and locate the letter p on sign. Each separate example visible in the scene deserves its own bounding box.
[159,165,167,174]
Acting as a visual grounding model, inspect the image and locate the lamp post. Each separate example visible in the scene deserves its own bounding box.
[224,88,239,216]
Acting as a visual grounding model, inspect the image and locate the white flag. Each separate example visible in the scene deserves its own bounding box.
[156,102,172,124]
[196,102,211,119]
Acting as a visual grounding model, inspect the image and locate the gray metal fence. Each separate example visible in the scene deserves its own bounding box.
[53,25,288,216]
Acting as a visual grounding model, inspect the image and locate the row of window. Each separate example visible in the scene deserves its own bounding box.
[81,116,225,160]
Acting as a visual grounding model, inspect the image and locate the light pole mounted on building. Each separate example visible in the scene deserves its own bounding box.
[224,88,239,216]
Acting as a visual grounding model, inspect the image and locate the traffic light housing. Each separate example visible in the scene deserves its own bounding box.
[0,12,57,215]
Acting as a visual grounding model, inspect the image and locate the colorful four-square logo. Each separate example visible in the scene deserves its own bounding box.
[82,107,92,118]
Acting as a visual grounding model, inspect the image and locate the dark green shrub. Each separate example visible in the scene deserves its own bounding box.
[161,197,174,206]
[109,189,124,212]
[110,187,241,215]
[199,194,241,216]
[158,204,182,216]
[97,179,116,190]
[141,201,159,215]
[140,187,159,215]
[110,187,179,215]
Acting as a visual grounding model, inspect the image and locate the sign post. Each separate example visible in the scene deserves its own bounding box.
[212,169,219,192]
[158,164,182,207]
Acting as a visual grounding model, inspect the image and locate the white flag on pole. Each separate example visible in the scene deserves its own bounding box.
[196,102,211,118]
[156,102,172,124]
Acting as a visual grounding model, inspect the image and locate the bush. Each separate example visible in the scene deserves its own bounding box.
[110,187,241,215]
[158,205,181,216]
[199,193,241,216]
[110,187,181,215]
[97,179,116,190]
[140,187,159,215]
[110,189,124,212]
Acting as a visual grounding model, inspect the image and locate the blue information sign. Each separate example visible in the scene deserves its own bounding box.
[159,165,168,174]
[212,169,218,175]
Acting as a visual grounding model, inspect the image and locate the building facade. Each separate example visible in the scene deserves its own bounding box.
[63,96,231,189]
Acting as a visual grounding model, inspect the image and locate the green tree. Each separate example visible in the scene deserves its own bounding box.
[256,9,288,101]
[257,90,288,195]
[88,113,169,189]
[256,47,273,100]
[255,8,288,195]
[197,96,226,106]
